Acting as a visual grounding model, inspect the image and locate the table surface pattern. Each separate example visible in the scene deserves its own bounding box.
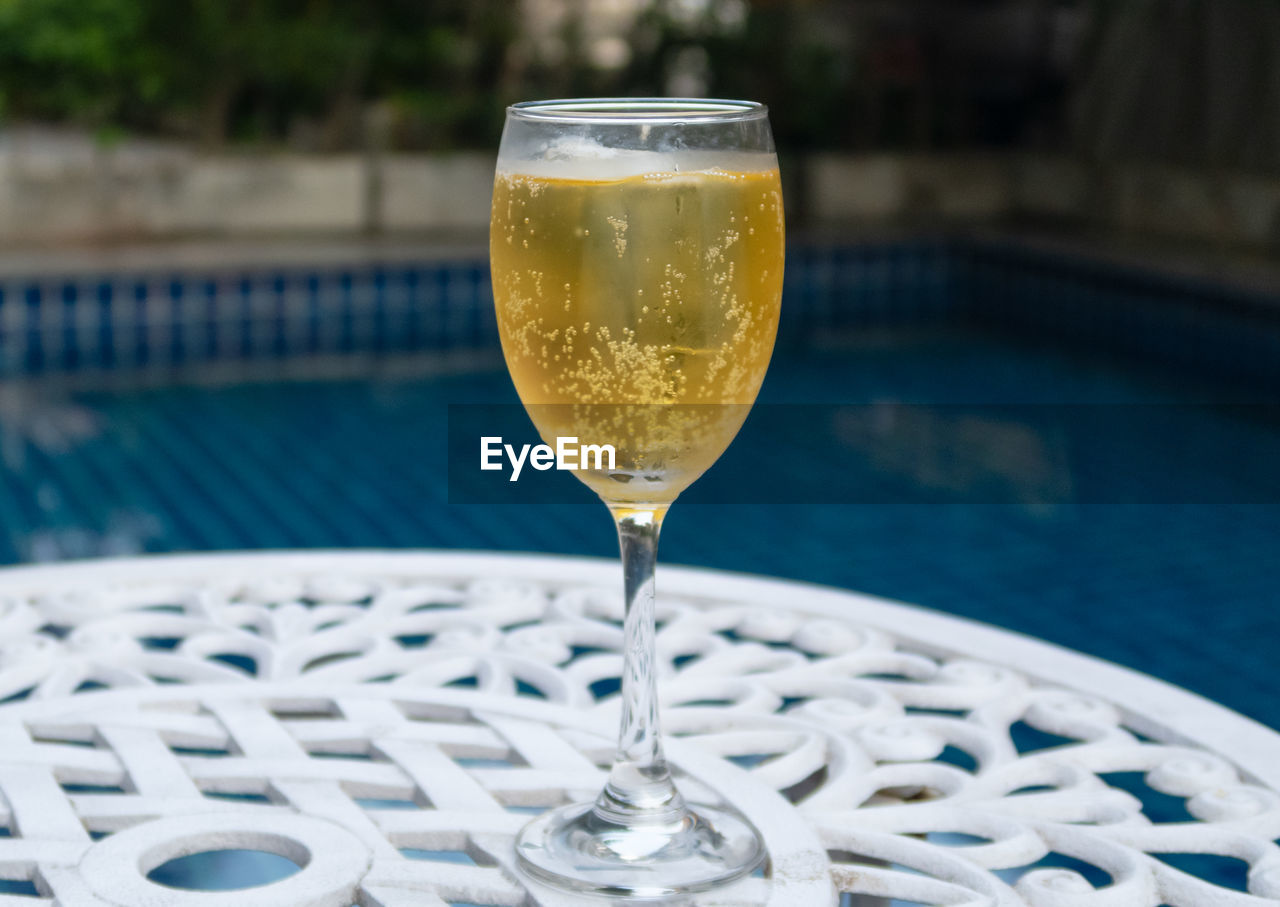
[0,551,1277,907]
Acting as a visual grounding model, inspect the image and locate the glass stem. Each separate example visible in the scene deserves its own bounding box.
[594,506,687,827]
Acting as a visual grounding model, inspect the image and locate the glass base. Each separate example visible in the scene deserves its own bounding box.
[515,800,765,898]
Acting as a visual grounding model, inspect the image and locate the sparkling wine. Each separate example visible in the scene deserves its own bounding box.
[491,161,784,504]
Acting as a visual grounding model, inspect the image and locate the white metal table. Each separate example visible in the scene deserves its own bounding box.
[0,551,1277,906]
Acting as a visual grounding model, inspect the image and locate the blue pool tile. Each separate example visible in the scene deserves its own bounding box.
[96,283,116,370]
[339,273,356,353]
[200,279,220,360]
[24,285,44,373]
[167,279,186,365]
[432,268,451,350]
[0,240,1275,389]
[126,282,145,368]
[270,273,288,359]
[304,274,322,355]
[59,283,79,372]
[0,285,6,359]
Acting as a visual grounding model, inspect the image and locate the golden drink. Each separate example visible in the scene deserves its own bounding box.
[490,161,784,505]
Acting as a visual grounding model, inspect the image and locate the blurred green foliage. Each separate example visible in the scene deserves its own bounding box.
[0,0,865,151]
[0,0,522,148]
[0,0,148,127]
[626,1,854,151]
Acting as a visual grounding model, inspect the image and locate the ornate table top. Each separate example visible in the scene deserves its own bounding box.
[0,551,1277,906]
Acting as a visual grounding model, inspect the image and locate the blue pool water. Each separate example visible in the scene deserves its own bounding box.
[2,313,1277,729]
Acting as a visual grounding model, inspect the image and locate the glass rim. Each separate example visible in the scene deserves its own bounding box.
[507,98,768,125]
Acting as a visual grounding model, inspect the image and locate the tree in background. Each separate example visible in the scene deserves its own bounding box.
[0,0,868,152]
[7,0,1274,175]
[621,0,1073,154]
[0,0,521,149]
[624,0,857,151]
[0,0,149,133]
[1072,0,1280,174]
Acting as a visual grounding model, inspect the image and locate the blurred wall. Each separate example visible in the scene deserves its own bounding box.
[3,127,1278,252]
[0,130,494,241]
[810,154,1280,249]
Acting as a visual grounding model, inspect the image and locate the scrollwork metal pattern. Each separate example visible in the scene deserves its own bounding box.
[0,552,1275,906]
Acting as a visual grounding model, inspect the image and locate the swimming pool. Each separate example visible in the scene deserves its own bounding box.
[0,238,1277,730]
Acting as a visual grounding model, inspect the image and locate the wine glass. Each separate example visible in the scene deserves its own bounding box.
[489,98,784,897]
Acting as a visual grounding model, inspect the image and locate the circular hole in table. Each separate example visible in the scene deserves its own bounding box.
[146,848,304,891]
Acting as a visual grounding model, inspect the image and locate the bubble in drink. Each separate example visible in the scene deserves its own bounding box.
[491,160,784,505]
